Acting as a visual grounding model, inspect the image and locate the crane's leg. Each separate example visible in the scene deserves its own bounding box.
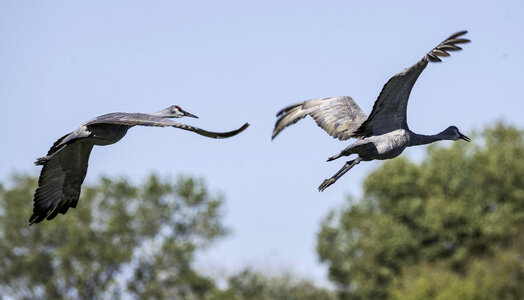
[327,151,345,161]
[318,157,362,192]
[327,142,360,161]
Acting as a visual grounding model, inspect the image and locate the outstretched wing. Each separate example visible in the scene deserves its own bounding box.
[86,113,249,139]
[272,96,368,140]
[169,121,250,138]
[30,141,93,224]
[354,31,470,137]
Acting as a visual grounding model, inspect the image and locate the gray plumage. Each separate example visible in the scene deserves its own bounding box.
[273,96,368,141]
[31,105,249,224]
[272,31,471,192]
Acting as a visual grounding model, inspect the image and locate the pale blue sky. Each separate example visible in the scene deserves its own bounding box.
[1,0,523,285]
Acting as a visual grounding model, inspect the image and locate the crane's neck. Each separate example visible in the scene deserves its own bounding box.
[150,109,170,117]
[408,130,449,147]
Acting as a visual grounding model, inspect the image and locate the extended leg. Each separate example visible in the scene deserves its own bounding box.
[327,149,350,162]
[327,143,359,162]
[318,157,362,192]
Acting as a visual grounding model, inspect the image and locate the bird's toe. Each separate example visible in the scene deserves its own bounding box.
[318,178,334,192]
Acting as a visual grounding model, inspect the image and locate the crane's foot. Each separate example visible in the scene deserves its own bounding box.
[318,157,362,192]
[318,178,335,192]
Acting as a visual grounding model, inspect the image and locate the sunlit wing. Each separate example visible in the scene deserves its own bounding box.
[30,141,93,224]
[272,96,368,140]
[86,113,249,139]
[354,31,470,137]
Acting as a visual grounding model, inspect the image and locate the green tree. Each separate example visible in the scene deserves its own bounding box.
[209,268,336,300]
[389,249,524,300]
[0,174,227,299]
[317,122,524,299]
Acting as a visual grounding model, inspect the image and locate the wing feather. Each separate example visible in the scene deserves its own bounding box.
[354,31,470,137]
[86,113,249,139]
[169,122,250,139]
[30,142,93,224]
[272,96,368,140]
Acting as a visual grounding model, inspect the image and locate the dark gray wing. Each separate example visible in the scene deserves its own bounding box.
[272,96,368,140]
[85,113,249,139]
[30,141,93,224]
[354,31,470,137]
[168,121,249,139]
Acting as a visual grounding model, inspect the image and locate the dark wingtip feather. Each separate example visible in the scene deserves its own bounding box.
[427,53,442,62]
[34,157,47,166]
[426,30,469,63]
[438,44,463,51]
[272,102,303,139]
[28,213,43,225]
[225,122,250,138]
[46,210,59,221]
[432,49,450,57]
[239,122,250,131]
[271,128,281,140]
[446,38,470,44]
[448,30,468,39]
[271,125,283,140]
[275,102,303,117]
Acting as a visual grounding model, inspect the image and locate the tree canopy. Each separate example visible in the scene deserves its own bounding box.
[0,174,333,299]
[208,268,335,300]
[0,174,227,299]
[317,122,524,299]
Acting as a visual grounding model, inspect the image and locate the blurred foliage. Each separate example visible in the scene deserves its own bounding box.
[390,249,524,300]
[317,122,524,299]
[208,269,336,300]
[0,174,333,299]
[0,174,226,299]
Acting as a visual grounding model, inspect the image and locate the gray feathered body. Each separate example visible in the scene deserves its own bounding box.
[86,123,130,146]
[332,129,411,162]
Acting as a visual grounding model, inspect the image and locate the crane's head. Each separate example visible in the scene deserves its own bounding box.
[445,126,471,142]
[155,105,199,118]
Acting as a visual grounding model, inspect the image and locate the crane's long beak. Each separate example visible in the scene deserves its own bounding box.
[181,109,198,119]
[459,133,471,142]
